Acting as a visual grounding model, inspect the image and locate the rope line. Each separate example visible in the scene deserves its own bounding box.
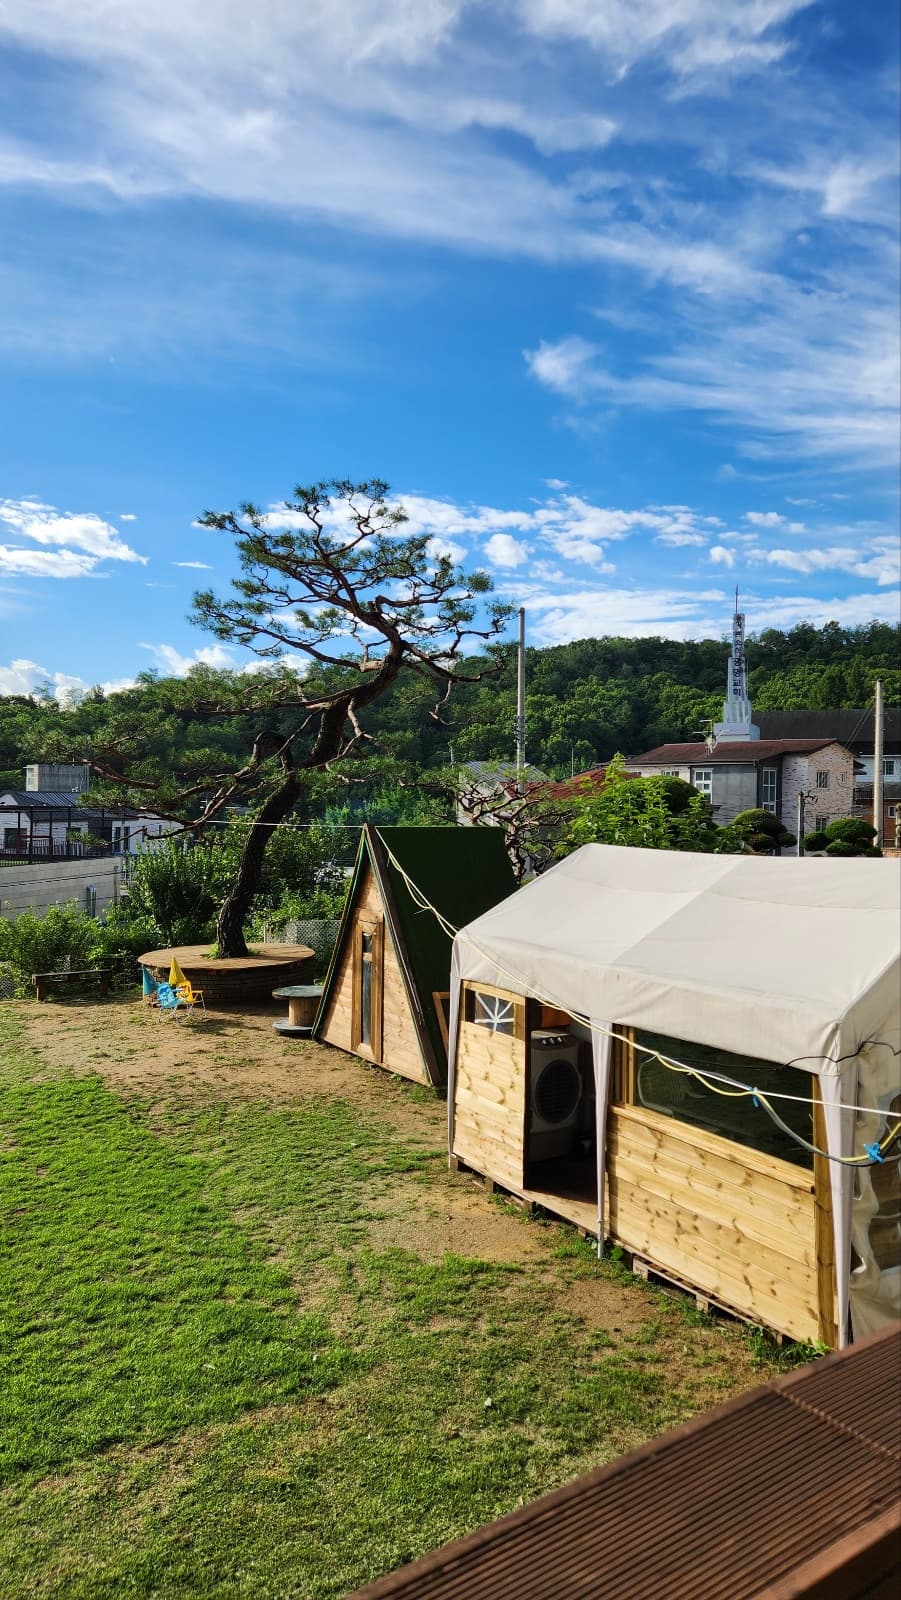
[373,830,901,1166]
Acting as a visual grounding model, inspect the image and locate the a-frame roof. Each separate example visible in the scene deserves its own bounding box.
[316,824,518,1082]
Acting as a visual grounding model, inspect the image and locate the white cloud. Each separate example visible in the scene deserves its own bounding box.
[139,642,240,675]
[524,337,600,398]
[754,539,901,587]
[485,533,530,569]
[709,545,736,568]
[426,535,468,566]
[520,584,730,643]
[517,579,900,645]
[0,498,147,579]
[173,560,213,569]
[119,512,138,521]
[0,656,135,702]
[744,510,805,532]
[0,546,100,579]
[655,530,707,547]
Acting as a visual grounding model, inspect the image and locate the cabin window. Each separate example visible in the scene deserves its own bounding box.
[351,914,383,1062]
[467,989,515,1034]
[462,985,525,1039]
[629,1029,814,1169]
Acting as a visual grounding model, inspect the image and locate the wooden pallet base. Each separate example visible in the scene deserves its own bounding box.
[450,1156,786,1343]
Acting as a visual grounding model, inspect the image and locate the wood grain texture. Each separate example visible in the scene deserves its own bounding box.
[318,862,429,1084]
[452,989,527,1190]
[607,1105,819,1342]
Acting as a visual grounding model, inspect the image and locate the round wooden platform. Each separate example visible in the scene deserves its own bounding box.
[138,944,315,1005]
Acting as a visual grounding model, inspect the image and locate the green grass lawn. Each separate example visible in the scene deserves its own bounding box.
[0,1008,785,1598]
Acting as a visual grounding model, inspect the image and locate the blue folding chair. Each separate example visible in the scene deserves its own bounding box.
[156,981,186,1020]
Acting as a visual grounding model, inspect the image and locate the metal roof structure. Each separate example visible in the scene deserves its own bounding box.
[349,1326,901,1600]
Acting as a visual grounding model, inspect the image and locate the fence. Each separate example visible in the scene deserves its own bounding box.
[258,917,342,975]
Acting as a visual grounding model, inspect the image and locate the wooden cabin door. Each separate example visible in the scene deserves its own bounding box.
[351,912,384,1063]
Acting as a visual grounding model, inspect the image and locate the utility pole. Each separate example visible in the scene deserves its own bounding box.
[797,791,805,857]
[515,606,526,795]
[873,678,884,849]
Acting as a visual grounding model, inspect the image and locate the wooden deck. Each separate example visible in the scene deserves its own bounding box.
[138,944,315,1004]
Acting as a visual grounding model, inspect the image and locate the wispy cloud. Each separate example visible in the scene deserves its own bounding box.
[173,560,213,569]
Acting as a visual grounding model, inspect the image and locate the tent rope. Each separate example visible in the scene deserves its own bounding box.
[373,830,901,1167]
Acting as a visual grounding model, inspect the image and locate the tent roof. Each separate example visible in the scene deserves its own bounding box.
[318,824,518,1081]
[452,846,901,1071]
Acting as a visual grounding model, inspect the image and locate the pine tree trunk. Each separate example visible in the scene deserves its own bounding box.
[215,772,302,957]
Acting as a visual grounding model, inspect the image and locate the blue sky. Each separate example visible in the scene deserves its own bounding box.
[0,0,898,700]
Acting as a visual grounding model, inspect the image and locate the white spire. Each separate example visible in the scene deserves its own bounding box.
[713,589,759,743]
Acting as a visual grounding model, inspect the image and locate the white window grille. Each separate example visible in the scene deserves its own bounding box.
[691,767,713,797]
[815,770,829,790]
[761,768,778,814]
[883,759,895,778]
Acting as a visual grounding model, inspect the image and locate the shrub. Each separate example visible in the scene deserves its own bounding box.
[825,839,857,857]
[732,809,796,853]
[822,817,876,846]
[802,832,827,851]
[91,905,162,984]
[0,904,100,995]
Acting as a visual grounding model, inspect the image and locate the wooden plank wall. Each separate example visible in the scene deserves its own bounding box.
[453,987,526,1193]
[607,1103,820,1342]
[318,863,430,1085]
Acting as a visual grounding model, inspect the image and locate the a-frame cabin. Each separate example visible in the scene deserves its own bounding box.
[313,824,517,1086]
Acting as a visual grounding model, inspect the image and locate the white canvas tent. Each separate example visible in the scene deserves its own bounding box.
[449,846,901,1345]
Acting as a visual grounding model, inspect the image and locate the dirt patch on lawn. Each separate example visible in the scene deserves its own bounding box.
[14,994,446,1142]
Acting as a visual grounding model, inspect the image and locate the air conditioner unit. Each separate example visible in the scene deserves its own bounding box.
[529,1030,582,1162]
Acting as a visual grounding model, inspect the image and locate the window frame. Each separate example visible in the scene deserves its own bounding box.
[815,769,829,790]
[462,983,526,1040]
[612,1024,814,1171]
[691,766,714,798]
[351,911,384,1063]
[760,766,778,814]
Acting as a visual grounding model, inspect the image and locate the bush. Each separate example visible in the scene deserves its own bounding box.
[0,904,100,995]
[825,839,857,857]
[91,905,162,984]
[732,809,795,853]
[822,817,876,846]
[802,832,827,851]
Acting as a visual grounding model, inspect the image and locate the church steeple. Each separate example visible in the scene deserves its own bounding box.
[712,589,759,743]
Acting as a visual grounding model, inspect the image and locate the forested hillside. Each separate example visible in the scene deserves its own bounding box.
[1,621,898,791]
